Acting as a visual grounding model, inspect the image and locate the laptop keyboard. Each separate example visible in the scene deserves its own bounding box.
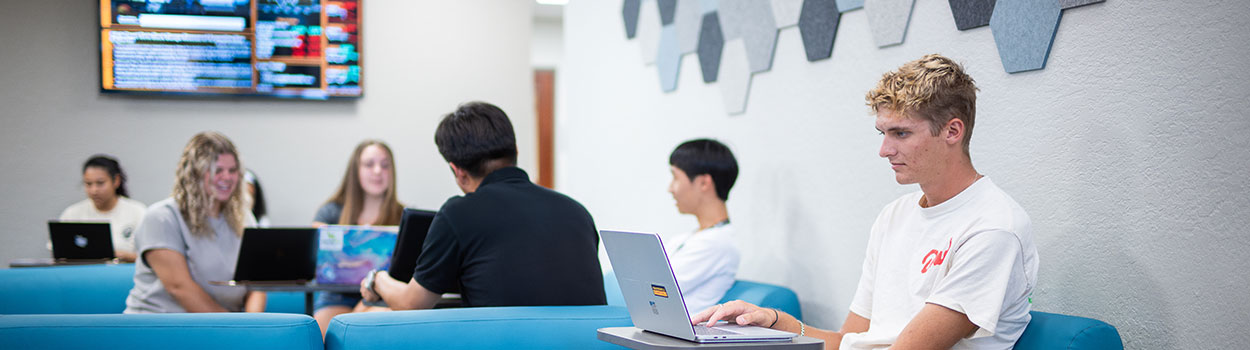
[694,326,741,336]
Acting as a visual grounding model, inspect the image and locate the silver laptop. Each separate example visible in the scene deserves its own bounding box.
[600,230,796,343]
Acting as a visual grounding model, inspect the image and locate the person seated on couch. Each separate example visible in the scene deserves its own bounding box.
[360,101,606,310]
[691,54,1039,349]
[664,138,741,313]
[58,154,147,262]
[124,131,264,313]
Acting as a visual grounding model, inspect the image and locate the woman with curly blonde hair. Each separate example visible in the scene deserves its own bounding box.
[125,131,262,313]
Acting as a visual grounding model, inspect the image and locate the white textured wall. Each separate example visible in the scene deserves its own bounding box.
[560,0,1250,348]
[0,1,535,264]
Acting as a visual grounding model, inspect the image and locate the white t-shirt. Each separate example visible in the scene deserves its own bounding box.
[58,197,148,253]
[843,177,1039,350]
[665,223,740,315]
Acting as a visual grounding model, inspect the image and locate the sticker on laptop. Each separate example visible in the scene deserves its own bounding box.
[651,284,669,298]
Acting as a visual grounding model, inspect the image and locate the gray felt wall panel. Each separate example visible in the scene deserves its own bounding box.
[719,0,780,73]
[836,0,864,12]
[718,39,752,115]
[697,12,725,83]
[675,0,704,53]
[657,25,683,92]
[772,0,804,28]
[865,0,916,47]
[799,0,841,61]
[658,0,678,25]
[948,0,996,31]
[1060,0,1104,9]
[638,0,663,64]
[989,0,1062,73]
[623,0,642,38]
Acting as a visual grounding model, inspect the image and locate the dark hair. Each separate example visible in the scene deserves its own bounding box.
[669,139,738,201]
[434,101,518,177]
[245,169,267,220]
[83,155,128,197]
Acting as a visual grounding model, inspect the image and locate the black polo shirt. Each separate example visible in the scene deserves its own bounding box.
[412,167,606,307]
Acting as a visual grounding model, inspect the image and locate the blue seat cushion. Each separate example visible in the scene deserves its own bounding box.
[325,305,632,350]
[0,313,321,350]
[1017,311,1124,350]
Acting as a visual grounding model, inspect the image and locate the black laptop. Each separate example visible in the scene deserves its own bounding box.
[387,208,437,282]
[228,227,318,284]
[48,221,114,261]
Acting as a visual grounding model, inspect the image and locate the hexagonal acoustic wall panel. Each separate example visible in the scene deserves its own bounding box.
[1060,0,1104,9]
[719,0,780,73]
[866,0,915,47]
[657,26,683,92]
[836,0,863,12]
[948,0,995,31]
[772,0,803,28]
[623,0,641,38]
[696,12,725,83]
[638,0,663,64]
[718,39,753,115]
[658,0,678,25]
[675,0,704,53]
[799,0,840,61]
[990,0,1061,73]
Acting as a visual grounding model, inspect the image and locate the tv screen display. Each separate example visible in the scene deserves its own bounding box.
[99,0,361,99]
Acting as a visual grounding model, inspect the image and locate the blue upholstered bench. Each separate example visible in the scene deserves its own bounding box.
[325,305,633,350]
[0,313,320,350]
[604,272,803,320]
[1017,311,1124,350]
[0,264,306,314]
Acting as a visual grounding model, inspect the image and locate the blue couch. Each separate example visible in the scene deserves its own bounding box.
[603,272,803,320]
[325,305,632,350]
[0,313,320,350]
[0,264,305,314]
[1018,311,1124,350]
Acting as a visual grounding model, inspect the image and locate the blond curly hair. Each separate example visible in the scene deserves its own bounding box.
[866,54,979,155]
[173,132,246,238]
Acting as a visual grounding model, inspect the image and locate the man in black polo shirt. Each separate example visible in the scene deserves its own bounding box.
[361,101,606,309]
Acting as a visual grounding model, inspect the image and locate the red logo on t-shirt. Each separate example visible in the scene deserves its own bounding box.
[921,238,952,273]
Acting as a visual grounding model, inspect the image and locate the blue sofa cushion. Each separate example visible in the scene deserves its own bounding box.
[325,305,633,350]
[604,272,803,321]
[718,280,803,321]
[0,264,134,314]
[1017,311,1124,350]
[0,313,321,350]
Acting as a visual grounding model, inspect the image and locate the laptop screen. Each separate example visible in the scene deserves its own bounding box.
[386,208,437,283]
[47,221,114,260]
[316,225,399,285]
[233,227,317,282]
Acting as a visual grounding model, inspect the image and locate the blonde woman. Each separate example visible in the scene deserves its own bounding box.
[312,140,403,334]
[124,132,261,313]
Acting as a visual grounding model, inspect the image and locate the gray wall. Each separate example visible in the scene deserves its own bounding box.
[560,0,1249,348]
[0,2,537,263]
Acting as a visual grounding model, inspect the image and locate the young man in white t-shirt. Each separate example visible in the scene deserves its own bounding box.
[665,139,741,313]
[692,54,1040,350]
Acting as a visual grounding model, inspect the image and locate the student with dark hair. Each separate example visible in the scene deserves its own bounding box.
[665,139,741,312]
[59,154,147,262]
[360,101,606,310]
[243,169,270,227]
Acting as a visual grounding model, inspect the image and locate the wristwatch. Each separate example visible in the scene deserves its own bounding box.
[363,269,379,295]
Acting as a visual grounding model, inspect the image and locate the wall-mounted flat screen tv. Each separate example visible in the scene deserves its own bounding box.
[99,0,361,99]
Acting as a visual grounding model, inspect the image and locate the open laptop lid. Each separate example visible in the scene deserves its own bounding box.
[48,221,114,260]
[386,208,436,283]
[600,230,795,343]
[231,227,317,283]
[316,225,399,285]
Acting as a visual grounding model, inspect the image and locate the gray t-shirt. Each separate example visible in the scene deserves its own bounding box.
[124,198,256,313]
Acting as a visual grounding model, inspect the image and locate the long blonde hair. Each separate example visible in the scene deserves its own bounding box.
[173,132,246,238]
[327,140,403,225]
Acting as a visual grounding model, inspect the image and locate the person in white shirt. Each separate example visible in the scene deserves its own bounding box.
[58,155,147,262]
[692,54,1040,350]
[665,139,741,314]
